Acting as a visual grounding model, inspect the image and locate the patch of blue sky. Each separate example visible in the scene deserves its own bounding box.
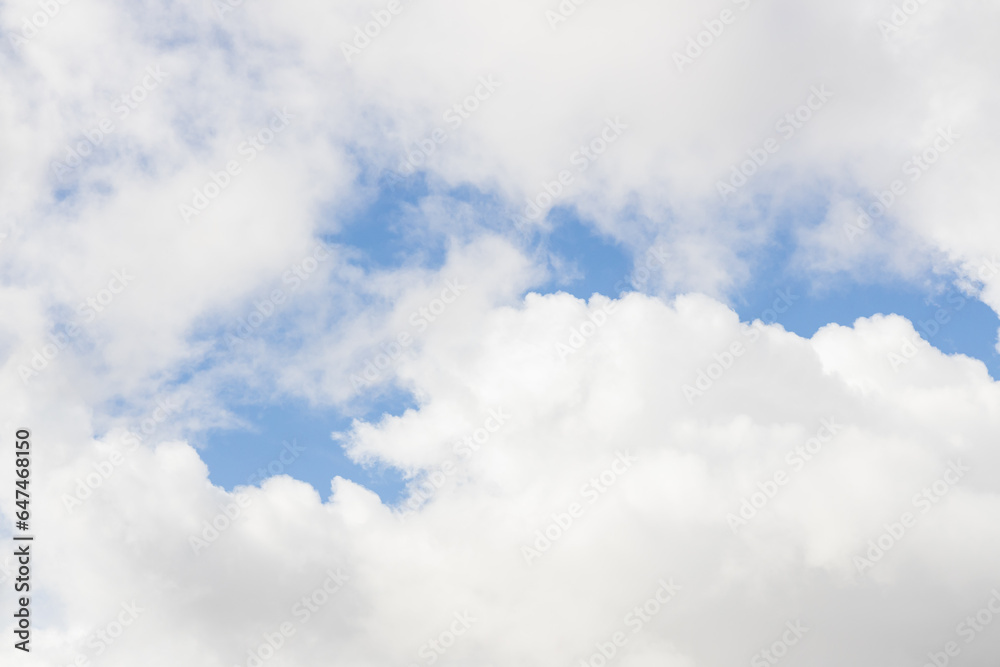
[330,170,539,270]
[197,390,414,504]
[522,205,633,301]
[729,209,1000,378]
[733,267,1000,379]
[331,170,446,272]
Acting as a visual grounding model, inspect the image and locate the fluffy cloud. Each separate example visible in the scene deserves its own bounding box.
[6,289,1000,666]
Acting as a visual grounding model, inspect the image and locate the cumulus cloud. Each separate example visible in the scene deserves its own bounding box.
[6,290,1000,666]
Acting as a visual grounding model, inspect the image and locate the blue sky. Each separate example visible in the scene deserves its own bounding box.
[198,391,415,502]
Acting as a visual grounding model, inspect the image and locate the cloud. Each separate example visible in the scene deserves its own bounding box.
[8,289,1000,665]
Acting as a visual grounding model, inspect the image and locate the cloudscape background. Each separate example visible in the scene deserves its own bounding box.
[2,0,1000,665]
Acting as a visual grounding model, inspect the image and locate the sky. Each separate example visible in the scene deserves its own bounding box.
[2,0,1000,666]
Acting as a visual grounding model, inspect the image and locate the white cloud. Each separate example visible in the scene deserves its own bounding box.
[6,289,1000,665]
